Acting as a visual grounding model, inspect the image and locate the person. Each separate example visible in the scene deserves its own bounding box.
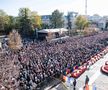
[84,84,89,90]
[85,75,89,85]
[73,78,76,90]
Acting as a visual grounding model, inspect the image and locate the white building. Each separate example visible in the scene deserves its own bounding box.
[87,15,108,30]
[98,19,106,29]
[87,14,102,22]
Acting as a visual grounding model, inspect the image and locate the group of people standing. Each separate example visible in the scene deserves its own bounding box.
[0,31,108,90]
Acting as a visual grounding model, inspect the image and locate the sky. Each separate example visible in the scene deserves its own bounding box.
[0,0,108,16]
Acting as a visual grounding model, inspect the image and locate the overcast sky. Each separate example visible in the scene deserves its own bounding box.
[0,0,108,16]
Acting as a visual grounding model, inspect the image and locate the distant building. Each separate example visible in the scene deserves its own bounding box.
[87,14,102,22]
[101,16,108,30]
[98,18,106,30]
[87,15,108,30]
[41,13,108,31]
[41,11,78,29]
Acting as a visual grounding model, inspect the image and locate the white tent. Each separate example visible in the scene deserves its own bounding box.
[37,28,68,33]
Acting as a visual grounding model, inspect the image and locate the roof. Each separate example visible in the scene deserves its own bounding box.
[37,28,68,33]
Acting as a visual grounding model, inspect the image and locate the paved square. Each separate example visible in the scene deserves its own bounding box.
[48,53,108,90]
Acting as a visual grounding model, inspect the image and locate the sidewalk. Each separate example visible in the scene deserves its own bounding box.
[65,53,108,90]
[44,53,108,90]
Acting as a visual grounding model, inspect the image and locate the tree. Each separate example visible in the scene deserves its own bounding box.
[75,15,89,30]
[50,10,64,28]
[31,11,42,29]
[0,16,4,31]
[8,30,22,50]
[18,8,33,37]
[41,23,50,29]
[8,16,17,29]
[67,17,72,29]
[0,9,7,16]
[0,9,10,34]
[5,16,19,34]
[0,10,20,35]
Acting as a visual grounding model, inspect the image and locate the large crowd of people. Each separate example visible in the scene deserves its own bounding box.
[1,31,108,90]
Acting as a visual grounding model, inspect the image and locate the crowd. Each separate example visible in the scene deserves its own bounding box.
[1,31,108,90]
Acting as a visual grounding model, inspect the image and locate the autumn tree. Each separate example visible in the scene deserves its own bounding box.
[0,8,42,36]
[75,15,89,30]
[8,30,22,50]
[31,11,42,29]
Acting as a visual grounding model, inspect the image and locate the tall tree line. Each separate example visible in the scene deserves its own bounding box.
[0,8,42,36]
[0,8,65,36]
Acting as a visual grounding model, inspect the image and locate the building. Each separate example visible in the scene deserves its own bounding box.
[87,14,102,22]
[87,15,108,30]
[98,18,106,30]
[101,16,108,30]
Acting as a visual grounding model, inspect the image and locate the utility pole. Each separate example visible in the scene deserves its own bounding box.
[85,0,87,15]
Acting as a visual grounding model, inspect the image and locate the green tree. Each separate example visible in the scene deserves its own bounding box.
[0,16,4,31]
[75,15,89,30]
[9,16,16,29]
[31,11,42,29]
[6,16,20,34]
[41,23,50,29]
[0,9,7,16]
[0,9,10,34]
[18,8,33,37]
[50,10,64,28]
